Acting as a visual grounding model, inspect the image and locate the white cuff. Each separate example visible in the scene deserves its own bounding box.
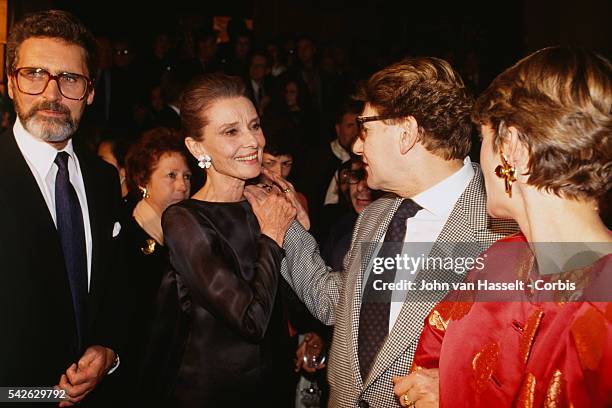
[107,354,120,375]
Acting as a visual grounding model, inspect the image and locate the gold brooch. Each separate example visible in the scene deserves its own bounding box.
[141,238,157,255]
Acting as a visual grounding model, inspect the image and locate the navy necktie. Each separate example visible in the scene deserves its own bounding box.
[358,198,422,380]
[55,151,88,351]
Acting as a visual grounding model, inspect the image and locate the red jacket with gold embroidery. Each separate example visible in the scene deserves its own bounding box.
[413,233,612,407]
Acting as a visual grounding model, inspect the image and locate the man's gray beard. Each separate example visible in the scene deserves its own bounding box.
[23,115,77,143]
[16,101,78,143]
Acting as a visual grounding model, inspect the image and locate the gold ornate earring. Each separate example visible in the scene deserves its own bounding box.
[138,185,150,199]
[495,152,517,198]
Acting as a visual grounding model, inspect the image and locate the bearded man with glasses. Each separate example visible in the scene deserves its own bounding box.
[0,10,125,407]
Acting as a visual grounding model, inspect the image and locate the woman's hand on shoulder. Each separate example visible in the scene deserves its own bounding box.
[259,168,310,230]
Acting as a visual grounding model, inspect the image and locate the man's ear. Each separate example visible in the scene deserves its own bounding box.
[86,87,95,106]
[399,116,419,155]
[7,75,14,100]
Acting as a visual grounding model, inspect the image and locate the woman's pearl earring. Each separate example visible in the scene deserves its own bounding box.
[198,155,212,169]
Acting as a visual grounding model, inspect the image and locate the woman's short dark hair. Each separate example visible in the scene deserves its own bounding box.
[6,10,98,78]
[180,73,246,141]
[125,127,188,195]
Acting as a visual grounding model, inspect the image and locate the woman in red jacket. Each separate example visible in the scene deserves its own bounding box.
[393,47,612,408]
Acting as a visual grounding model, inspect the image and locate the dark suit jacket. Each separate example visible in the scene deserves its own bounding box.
[243,76,275,115]
[295,143,343,240]
[0,128,124,388]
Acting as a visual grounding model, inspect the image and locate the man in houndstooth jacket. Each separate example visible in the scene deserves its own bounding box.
[279,57,517,407]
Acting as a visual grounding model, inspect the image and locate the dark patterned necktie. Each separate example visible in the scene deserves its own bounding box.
[55,151,88,351]
[357,198,422,380]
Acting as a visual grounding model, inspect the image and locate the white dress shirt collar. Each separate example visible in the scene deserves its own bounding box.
[168,103,180,115]
[330,139,350,162]
[411,157,475,219]
[250,79,261,93]
[13,118,78,178]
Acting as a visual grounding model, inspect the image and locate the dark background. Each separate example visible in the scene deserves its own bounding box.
[9,0,612,80]
[5,0,612,239]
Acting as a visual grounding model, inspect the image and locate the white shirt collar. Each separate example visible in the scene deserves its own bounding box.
[13,117,77,178]
[412,157,475,218]
[168,103,180,115]
[330,139,350,162]
[250,79,261,92]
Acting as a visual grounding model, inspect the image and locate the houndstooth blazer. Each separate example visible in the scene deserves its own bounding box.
[281,163,518,408]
